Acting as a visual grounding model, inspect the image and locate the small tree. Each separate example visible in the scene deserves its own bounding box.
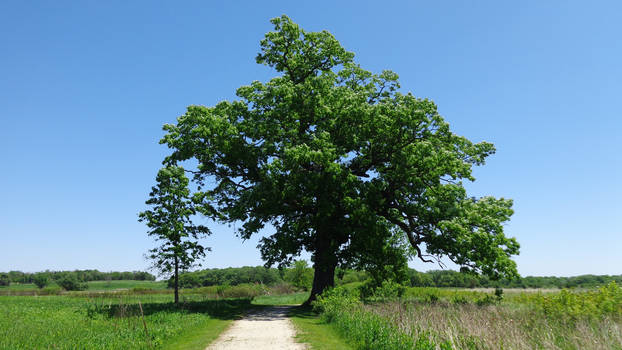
[285,260,313,291]
[57,275,87,291]
[138,165,210,304]
[0,273,10,287]
[33,274,49,289]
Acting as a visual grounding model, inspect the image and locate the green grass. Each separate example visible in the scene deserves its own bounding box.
[0,283,39,291]
[0,287,351,350]
[87,280,167,291]
[161,318,232,350]
[289,306,354,350]
[0,294,248,350]
[313,284,622,350]
[253,291,310,305]
[0,280,167,294]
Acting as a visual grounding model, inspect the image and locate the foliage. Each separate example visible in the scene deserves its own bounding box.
[158,15,519,301]
[284,260,314,291]
[138,165,210,303]
[32,274,49,289]
[519,282,622,321]
[313,286,361,321]
[360,280,406,301]
[314,287,415,349]
[172,266,283,288]
[0,273,10,286]
[335,269,368,285]
[42,285,62,295]
[288,306,355,349]
[57,275,87,291]
[0,270,156,285]
[405,269,622,289]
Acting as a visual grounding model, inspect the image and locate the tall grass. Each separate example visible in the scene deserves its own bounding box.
[314,283,622,350]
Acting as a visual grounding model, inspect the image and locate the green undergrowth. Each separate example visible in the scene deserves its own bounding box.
[289,306,354,350]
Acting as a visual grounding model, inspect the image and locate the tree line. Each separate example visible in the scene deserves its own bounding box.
[0,270,156,286]
[171,266,622,291]
[407,270,622,289]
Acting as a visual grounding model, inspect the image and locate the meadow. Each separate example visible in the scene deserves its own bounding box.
[3,278,622,350]
[0,280,320,350]
[314,283,622,350]
[0,293,250,350]
[0,280,168,294]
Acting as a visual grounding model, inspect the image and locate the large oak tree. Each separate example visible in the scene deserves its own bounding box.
[160,16,519,303]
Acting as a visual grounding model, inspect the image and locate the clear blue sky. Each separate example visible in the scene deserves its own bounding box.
[1,1,620,276]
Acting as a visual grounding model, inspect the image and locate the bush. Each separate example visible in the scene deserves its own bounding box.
[0,273,10,287]
[313,287,414,349]
[520,282,622,321]
[57,276,87,291]
[360,280,406,301]
[220,284,267,298]
[41,286,61,295]
[284,260,313,291]
[270,282,296,295]
[313,286,360,321]
[33,274,49,289]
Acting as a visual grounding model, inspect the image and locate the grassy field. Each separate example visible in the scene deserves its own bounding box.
[6,282,620,350]
[0,293,248,350]
[0,280,167,293]
[0,287,351,350]
[314,283,622,350]
[87,280,168,290]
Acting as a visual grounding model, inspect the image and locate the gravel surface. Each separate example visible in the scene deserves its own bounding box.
[205,306,308,350]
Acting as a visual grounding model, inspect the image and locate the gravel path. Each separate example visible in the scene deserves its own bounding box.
[205,306,308,350]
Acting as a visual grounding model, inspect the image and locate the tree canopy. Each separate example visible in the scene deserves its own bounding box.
[160,15,519,302]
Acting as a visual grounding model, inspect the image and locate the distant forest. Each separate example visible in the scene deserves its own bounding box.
[0,270,155,285]
[2,267,620,290]
[171,266,622,290]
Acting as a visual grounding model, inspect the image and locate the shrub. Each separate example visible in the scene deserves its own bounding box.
[360,280,406,301]
[270,282,296,295]
[494,287,504,301]
[313,287,414,349]
[57,276,87,291]
[313,286,361,322]
[0,273,10,287]
[520,282,622,321]
[41,286,61,295]
[220,284,266,298]
[33,274,49,289]
[284,260,313,291]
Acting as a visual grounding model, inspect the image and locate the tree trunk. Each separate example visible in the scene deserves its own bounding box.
[304,237,338,306]
[174,255,179,304]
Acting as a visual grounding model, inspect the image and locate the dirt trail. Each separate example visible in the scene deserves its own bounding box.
[205,306,307,350]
